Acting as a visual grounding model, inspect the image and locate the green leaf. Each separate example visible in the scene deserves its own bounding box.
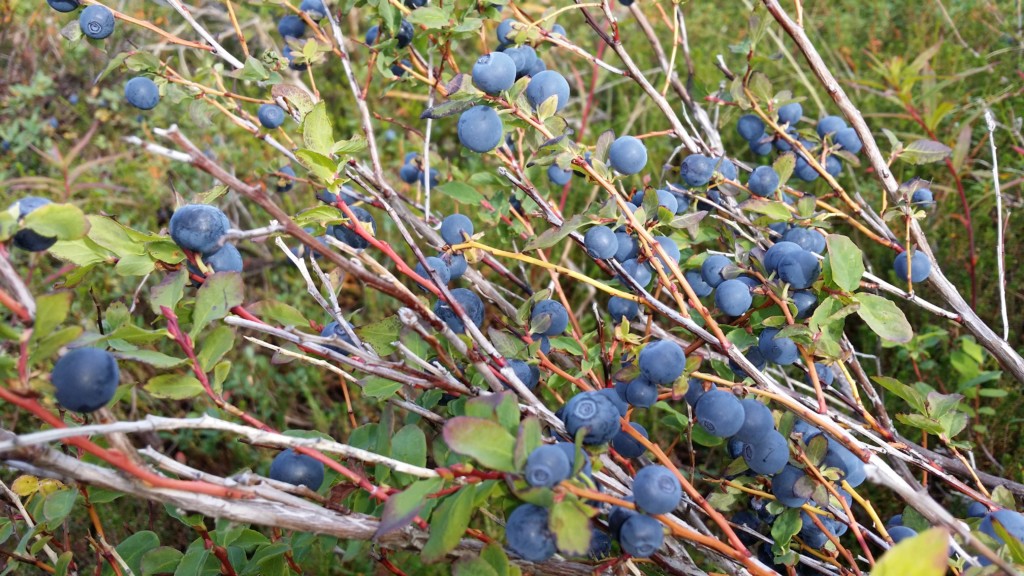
[295,149,337,183]
[144,374,204,400]
[356,315,401,356]
[405,6,449,28]
[391,424,427,480]
[897,140,952,165]
[48,238,113,266]
[873,376,927,414]
[826,234,864,292]
[488,328,527,359]
[42,490,76,526]
[362,377,402,400]
[421,485,476,563]
[31,292,71,342]
[22,203,88,241]
[141,547,183,576]
[115,253,156,276]
[524,214,587,251]
[191,272,244,338]
[375,478,443,538]
[247,300,307,327]
[332,134,368,155]
[114,349,186,369]
[116,531,160,575]
[421,99,479,120]
[227,56,272,82]
[150,269,189,315]
[453,556,500,576]
[479,542,512,576]
[773,153,796,188]
[86,215,145,256]
[442,417,517,472]
[743,198,792,221]
[513,416,542,472]
[855,293,913,343]
[872,527,948,576]
[29,327,83,365]
[197,326,235,372]
[770,507,802,557]
[55,551,72,576]
[302,101,334,157]
[435,182,484,204]
[549,498,592,556]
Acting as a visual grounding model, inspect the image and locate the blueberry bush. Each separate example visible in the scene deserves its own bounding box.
[1,0,1023,574]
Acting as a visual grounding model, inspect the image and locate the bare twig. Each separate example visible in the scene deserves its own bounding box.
[985,108,1010,341]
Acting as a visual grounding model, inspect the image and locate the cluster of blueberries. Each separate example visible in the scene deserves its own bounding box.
[168,204,244,276]
[398,152,441,188]
[456,21,571,154]
[276,0,330,70]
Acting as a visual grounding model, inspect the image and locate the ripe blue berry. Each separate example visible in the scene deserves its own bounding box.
[320,321,356,354]
[608,503,637,540]
[748,166,780,197]
[282,46,307,70]
[823,440,866,487]
[817,115,847,138]
[980,509,1024,546]
[10,197,57,252]
[169,204,230,254]
[277,15,306,39]
[587,529,612,560]
[52,348,119,413]
[749,138,773,156]
[834,127,862,153]
[743,430,789,475]
[524,444,571,488]
[524,57,547,78]
[729,347,767,380]
[825,155,842,177]
[440,214,474,245]
[763,241,802,274]
[715,279,753,317]
[911,188,935,208]
[794,155,819,182]
[399,162,420,184]
[547,165,572,186]
[670,191,690,214]
[47,0,79,12]
[413,256,451,291]
[758,327,799,365]
[808,363,834,387]
[269,449,325,490]
[614,233,639,261]
[496,18,517,43]
[505,504,556,562]
[685,270,713,297]
[433,288,484,334]
[79,5,115,39]
[771,464,809,508]
[694,388,744,438]
[889,525,917,544]
[525,70,571,112]
[531,299,568,336]
[503,45,537,77]
[633,465,681,514]
[607,296,639,322]
[638,339,685,385]
[618,514,664,558]
[967,502,988,518]
[624,376,657,408]
[776,249,821,289]
[607,136,647,175]
[562,391,620,445]
[203,243,243,273]
[257,104,286,129]
[365,25,380,45]
[554,442,591,477]
[777,102,802,126]
[550,24,566,36]
[893,250,931,283]
[457,106,503,153]
[396,20,414,48]
[300,0,327,20]
[508,360,540,390]
[584,225,617,259]
[472,52,516,95]
[782,227,825,254]
[684,378,706,406]
[329,207,376,250]
[390,59,410,77]
[611,422,648,458]
[680,154,714,187]
[439,251,467,279]
[275,165,296,193]
[600,386,628,417]
[620,259,653,288]
[737,114,765,142]
[714,157,738,181]
[700,254,731,288]
[125,76,159,110]
[733,399,774,444]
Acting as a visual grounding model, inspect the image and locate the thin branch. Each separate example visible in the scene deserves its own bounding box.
[985,108,1010,341]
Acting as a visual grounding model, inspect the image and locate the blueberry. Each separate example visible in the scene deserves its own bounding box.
[51,348,119,413]
[967,502,988,518]
[680,154,714,187]
[781,227,824,254]
[618,514,664,558]
[554,441,591,477]
[888,525,917,544]
[793,155,819,182]
[605,384,630,416]
[269,449,325,490]
[561,391,620,445]
[550,24,566,36]
[619,259,653,288]
[607,136,648,175]
[894,250,931,283]
[774,129,798,151]
[607,296,639,322]
[685,270,713,297]
[524,57,547,78]
[633,189,678,215]
[413,256,451,291]
[329,206,376,250]
[536,336,551,354]
[817,115,847,138]
[506,504,557,562]
[125,76,159,110]
[808,363,834,387]
[799,511,846,548]
[433,288,484,334]
[743,430,789,475]
[911,188,935,208]
[733,398,774,444]
[320,320,356,354]
[624,376,658,408]
[777,102,802,126]
[715,279,753,317]
[278,15,307,39]
[980,509,1024,546]
[728,438,746,459]
[390,59,410,77]
[763,241,802,274]
[365,25,380,45]
[531,299,569,336]
[457,106,503,153]
[638,339,685,385]
[614,232,639,261]
[396,20,414,48]
[275,165,296,193]
[257,104,286,129]
[758,327,799,365]
[282,46,307,70]
[714,157,738,181]
[607,503,637,540]
[694,388,744,438]
[737,114,766,142]
[525,70,570,112]
[496,18,517,43]
[508,359,540,390]
[771,464,809,508]
[169,204,230,254]
[700,254,731,288]
[439,251,467,279]
[47,0,79,12]
[403,0,426,7]
[729,346,767,380]
[472,52,516,95]
[633,465,681,515]
[652,235,680,269]
[584,225,618,259]
[300,0,327,20]
[420,167,440,188]
[202,243,243,273]
[503,45,537,77]
[824,155,842,177]
[823,440,866,487]
[748,166,780,197]
[399,162,420,184]
[440,213,474,245]
[834,127,862,154]
[524,444,571,488]
[683,378,706,406]
[611,422,648,458]
[79,5,115,39]
[670,191,690,214]
[776,249,821,289]
[749,138,773,156]
[10,197,57,252]
[587,529,612,560]
[541,165,571,188]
